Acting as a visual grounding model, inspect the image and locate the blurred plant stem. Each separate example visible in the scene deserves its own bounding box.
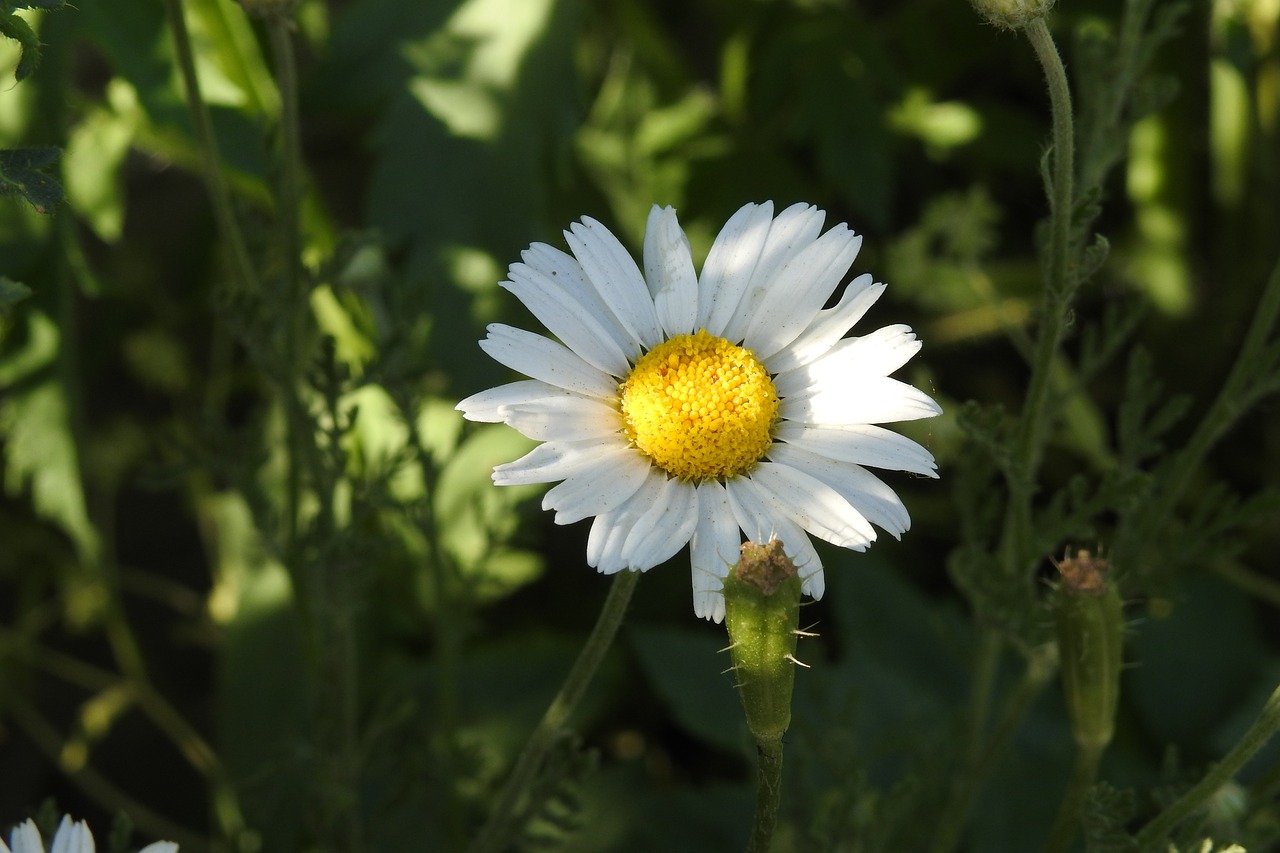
[265,13,308,564]
[6,693,220,853]
[263,11,366,852]
[468,570,641,853]
[1134,684,1280,850]
[400,394,466,848]
[934,17,1079,853]
[931,641,1057,853]
[161,0,260,296]
[1124,253,1280,552]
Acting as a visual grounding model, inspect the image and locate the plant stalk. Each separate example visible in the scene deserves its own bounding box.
[468,570,641,853]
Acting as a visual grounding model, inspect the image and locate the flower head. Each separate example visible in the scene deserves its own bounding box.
[458,202,941,621]
[2,816,178,853]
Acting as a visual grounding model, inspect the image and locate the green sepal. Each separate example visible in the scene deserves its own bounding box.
[724,541,804,744]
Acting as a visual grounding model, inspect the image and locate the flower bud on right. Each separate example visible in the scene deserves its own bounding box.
[1053,550,1123,752]
[724,539,804,745]
[969,0,1056,30]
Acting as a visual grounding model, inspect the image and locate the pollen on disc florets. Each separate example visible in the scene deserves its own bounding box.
[619,329,779,481]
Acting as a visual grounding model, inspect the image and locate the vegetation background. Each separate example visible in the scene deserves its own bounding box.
[1,0,1278,850]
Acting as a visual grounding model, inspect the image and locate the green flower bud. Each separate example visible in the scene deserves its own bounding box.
[969,0,1056,30]
[1053,550,1124,751]
[724,539,804,744]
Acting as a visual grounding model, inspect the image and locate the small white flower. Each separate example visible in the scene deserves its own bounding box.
[458,202,941,622]
[2,816,178,853]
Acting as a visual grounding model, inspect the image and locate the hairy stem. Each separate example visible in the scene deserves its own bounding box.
[1135,684,1280,849]
[746,737,785,853]
[1043,743,1103,853]
[468,571,641,853]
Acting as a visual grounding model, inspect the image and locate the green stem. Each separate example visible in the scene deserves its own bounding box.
[1134,684,1280,850]
[161,0,259,295]
[1131,254,1280,547]
[401,397,466,848]
[1212,558,1280,611]
[7,694,221,853]
[263,14,308,562]
[747,737,784,853]
[468,570,641,853]
[1002,17,1077,581]
[1042,744,1103,853]
[931,641,1056,853]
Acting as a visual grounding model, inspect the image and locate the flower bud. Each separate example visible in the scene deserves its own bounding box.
[969,0,1056,30]
[724,539,804,744]
[1053,550,1124,751]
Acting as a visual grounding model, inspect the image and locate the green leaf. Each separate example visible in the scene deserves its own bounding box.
[8,0,68,10]
[0,11,40,81]
[0,275,31,311]
[0,147,64,214]
[0,313,99,561]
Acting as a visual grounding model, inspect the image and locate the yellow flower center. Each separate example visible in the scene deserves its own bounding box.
[619,329,779,481]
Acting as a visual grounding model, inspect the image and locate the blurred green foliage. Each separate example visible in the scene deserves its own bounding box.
[1,0,1279,851]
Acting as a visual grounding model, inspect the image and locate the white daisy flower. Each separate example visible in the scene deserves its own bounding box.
[458,201,941,622]
[2,816,178,853]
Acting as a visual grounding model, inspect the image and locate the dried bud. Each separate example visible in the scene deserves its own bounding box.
[724,540,804,743]
[1053,550,1124,751]
[969,0,1056,30]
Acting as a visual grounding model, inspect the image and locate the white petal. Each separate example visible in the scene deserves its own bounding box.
[566,218,663,350]
[750,462,876,550]
[620,477,699,569]
[9,820,43,853]
[541,450,652,524]
[775,422,939,477]
[720,203,827,345]
[690,480,739,622]
[644,205,699,337]
[138,845,179,853]
[50,818,92,853]
[774,325,923,398]
[698,202,775,337]
[502,395,622,441]
[506,253,633,376]
[780,377,943,424]
[457,379,567,422]
[480,324,617,399]
[587,468,665,573]
[494,437,630,486]
[766,276,885,374]
[767,442,911,537]
[725,477,826,598]
[743,225,864,360]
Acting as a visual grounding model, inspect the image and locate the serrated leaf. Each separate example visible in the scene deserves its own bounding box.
[1117,348,1192,467]
[0,12,40,81]
[1082,781,1138,853]
[0,146,64,213]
